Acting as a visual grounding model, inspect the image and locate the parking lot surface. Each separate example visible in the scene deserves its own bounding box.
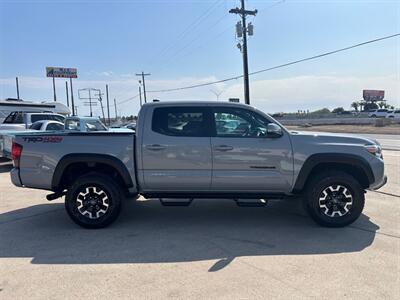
[0,151,399,299]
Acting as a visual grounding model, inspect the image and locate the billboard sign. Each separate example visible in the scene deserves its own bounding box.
[363,90,384,101]
[46,67,78,78]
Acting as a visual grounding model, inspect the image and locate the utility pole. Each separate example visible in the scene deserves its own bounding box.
[139,85,143,107]
[79,88,99,117]
[16,77,20,99]
[114,98,118,120]
[65,81,69,108]
[229,0,257,105]
[106,84,110,126]
[135,72,150,103]
[70,78,75,116]
[52,75,57,102]
[88,89,92,116]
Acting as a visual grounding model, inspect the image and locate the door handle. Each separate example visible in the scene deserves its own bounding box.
[146,144,166,151]
[214,145,234,151]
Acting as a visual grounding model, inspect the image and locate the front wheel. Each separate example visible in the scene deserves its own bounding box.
[304,171,365,227]
[65,173,123,228]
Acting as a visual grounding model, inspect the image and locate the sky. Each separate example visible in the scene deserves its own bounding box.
[0,0,399,117]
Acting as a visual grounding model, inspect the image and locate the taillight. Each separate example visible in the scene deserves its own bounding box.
[11,142,23,168]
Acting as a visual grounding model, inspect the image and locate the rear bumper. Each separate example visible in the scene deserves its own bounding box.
[369,175,387,191]
[10,168,22,187]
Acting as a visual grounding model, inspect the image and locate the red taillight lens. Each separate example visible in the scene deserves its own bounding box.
[11,142,23,168]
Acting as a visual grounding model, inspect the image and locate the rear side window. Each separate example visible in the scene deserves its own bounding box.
[46,123,64,131]
[152,107,209,137]
[29,122,43,130]
[3,112,23,124]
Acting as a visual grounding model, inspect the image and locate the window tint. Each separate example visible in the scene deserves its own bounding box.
[152,107,208,137]
[14,113,23,123]
[29,122,43,130]
[85,120,107,131]
[65,119,80,131]
[46,123,64,131]
[213,108,269,138]
[3,112,16,124]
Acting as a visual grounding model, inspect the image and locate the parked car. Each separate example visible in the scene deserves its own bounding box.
[123,122,136,131]
[1,120,64,158]
[9,101,386,228]
[386,110,400,119]
[0,112,65,131]
[64,116,132,133]
[29,120,64,131]
[368,109,388,118]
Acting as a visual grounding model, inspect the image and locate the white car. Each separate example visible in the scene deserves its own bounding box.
[368,109,388,118]
[64,116,131,132]
[29,120,65,131]
[386,110,400,119]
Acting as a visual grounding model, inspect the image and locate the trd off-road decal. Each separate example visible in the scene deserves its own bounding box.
[23,136,63,143]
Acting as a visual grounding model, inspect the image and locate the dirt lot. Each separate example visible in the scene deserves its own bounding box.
[0,153,399,299]
[286,124,400,135]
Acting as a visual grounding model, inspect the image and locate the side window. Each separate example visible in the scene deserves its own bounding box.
[3,112,16,124]
[13,113,23,123]
[46,123,63,131]
[152,107,208,137]
[213,108,269,138]
[29,122,43,130]
[65,120,80,131]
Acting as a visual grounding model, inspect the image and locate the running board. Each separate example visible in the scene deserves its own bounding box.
[159,198,193,207]
[234,198,268,207]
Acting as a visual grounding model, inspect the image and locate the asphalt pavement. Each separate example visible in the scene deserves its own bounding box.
[0,148,399,299]
[360,134,400,151]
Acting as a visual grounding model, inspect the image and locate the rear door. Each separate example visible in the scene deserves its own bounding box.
[210,107,293,193]
[141,106,213,191]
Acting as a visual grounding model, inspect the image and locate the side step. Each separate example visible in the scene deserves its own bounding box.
[234,198,268,207]
[159,198,193,207]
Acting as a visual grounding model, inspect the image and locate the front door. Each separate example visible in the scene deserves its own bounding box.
[141,106,212,191]
[211,107,293,193]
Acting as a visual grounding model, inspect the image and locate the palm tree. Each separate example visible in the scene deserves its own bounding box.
[351,101,359,112]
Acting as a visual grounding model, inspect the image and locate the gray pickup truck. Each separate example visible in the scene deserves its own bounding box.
[9,101,386,228]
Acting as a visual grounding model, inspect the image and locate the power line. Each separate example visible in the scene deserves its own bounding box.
[148,0,222,67]
[117,93,140,105]
[147,33,400,94]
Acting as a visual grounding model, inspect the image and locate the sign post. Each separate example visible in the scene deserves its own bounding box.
[46,67,78,106]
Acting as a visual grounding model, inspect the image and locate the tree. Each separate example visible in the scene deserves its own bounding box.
[378,101,386,108]
[351,101,359,111]
[332,107,345,114]
[310,108,330,115]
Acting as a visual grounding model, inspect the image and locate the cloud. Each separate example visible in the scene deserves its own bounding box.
[99,71,114,77]
[1,74,398,116]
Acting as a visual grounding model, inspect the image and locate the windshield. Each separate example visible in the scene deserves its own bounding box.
[85,120,107,131]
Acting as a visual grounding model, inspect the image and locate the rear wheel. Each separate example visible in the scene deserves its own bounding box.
[65,173,122,228]
[304,171,365,227]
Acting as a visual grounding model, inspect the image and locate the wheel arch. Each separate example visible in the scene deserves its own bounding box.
[293,153,374,193]
[52,153,133,191]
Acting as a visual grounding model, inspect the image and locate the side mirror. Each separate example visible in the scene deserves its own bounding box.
[267,123,283,137]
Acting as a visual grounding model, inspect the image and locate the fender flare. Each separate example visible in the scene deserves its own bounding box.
[51,153,133,190]
[293,153,374,192]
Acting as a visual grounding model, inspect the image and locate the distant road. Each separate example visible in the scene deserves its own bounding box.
[360,134,400,151]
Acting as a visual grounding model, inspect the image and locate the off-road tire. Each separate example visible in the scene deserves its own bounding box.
[304,171,365,227]
[65,172,123,229]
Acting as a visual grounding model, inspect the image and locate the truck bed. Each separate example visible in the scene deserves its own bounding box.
[12,131,136,191]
